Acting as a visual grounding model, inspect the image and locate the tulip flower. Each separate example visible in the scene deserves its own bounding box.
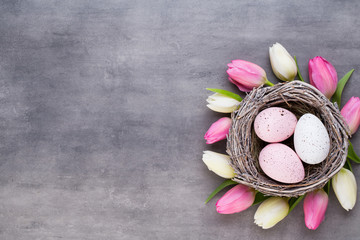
[204,117,232,144]
[216,184,256,214]
[303,189,328,230]
[206,93,241,113]
[332,168,357,211]
[227,60,273,92]
[341,97,360,135]
[309,56,338,99]
[254,197,289,229]
[202,151,235,179]
[269,43,297,82]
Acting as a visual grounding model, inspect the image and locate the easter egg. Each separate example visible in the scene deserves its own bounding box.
[294,113,330,164]
[259,143,305,183]
[254,107,297,143]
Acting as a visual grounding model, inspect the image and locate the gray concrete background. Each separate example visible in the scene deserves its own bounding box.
[0,0,360,239]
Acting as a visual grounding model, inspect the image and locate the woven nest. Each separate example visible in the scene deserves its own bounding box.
[226,80,350,197]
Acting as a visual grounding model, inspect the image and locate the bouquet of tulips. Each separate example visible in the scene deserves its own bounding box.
[203,43,360,230]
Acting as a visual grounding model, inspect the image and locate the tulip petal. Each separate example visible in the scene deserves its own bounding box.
[228,77,254,92]
[303,189,328,230]
[227,68,264,88]
[202,151,235,179]
[269,43,297,81]
[231,60,266,76]
[309,56,337,98]
[254,197,289,229]
[226,60,267,92]
[341,97,360,135]
[204,117,232,144]
[332,168,357,211]
[216,184,256,214]
[206,93,240,113]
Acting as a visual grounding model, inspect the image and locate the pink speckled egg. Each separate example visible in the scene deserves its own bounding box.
[259,143,305,184]
[254,107,297,143]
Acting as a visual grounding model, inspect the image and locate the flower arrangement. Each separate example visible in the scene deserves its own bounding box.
[203,42,360,230]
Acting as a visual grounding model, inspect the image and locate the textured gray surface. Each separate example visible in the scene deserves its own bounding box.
[0,0,360,239]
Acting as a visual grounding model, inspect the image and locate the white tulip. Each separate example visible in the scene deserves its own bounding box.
[332,168,357,211]
[254,197,289,229]
[269,42,297,81]
[202,151,235,179]
[206,93,240,113]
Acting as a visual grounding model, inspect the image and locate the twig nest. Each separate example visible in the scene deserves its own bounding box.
[226,81,350,197]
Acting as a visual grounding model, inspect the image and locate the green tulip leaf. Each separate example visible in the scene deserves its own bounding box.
[294,56,305,82]
[332,69,354,107]
[205,179,238,204]
[348,140,360,163]
[288,195,305,213]
[252,192,270,205]
[344,158,353,172]
[206,88,243,102]
[324,180,331,195]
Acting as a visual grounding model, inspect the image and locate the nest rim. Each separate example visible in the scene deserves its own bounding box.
[226,80,350,197]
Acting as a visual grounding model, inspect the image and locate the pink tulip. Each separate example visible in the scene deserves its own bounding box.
[309,56,338,99]
[204,117,232,144]
[227,60,269,92]
[216,184,256,214]
[341,97,360,135]
[303,189,328,230]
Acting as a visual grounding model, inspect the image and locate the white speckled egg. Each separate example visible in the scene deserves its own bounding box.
[294,113,330,164]
[259,143,305,183]
[254,107,297,143]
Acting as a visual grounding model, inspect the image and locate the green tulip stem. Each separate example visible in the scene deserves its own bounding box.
[265,79,274,86]
[288,195,305,213]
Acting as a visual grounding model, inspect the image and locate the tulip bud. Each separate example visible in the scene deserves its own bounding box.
[202,151,235,179]
[341,97,360,135]
[204,117,232,144]
[216,184,256,214]
[226,60,268,92]
[206,93,241,113]
[269,43,297,82]
[309,56,338,99]
[332,168,357,211]
[254,197,289,229]
[303,189,328,230]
